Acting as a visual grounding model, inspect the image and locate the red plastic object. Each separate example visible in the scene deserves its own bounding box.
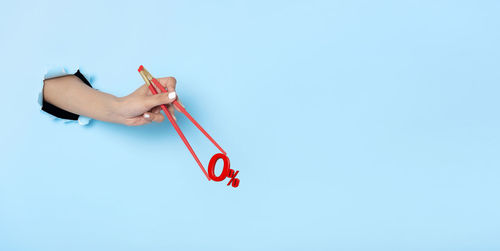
[146,83,211,181]
[207,153,230,182]
[226,170,240,187]
[150,78,227,155]
[139,65,228,181]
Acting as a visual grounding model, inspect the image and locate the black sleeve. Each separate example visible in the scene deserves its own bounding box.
[41,70,92,120]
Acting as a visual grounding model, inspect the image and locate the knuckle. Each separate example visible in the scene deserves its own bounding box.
[166,76,176,85]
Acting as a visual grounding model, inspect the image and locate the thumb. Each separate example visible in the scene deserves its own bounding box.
[144,91,177,109]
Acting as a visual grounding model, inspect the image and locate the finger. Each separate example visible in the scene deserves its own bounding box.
[168,104,176,121]
[152,106,161,114]
[144,92,177,110]
[158,77,177,92]
[174,99,184,112]
[143,112,154,122]
[124,116,151,126]
[150,77,175,93]
[143,112,165,123]
[151,112,165,123]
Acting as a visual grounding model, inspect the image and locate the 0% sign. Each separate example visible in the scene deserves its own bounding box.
[207,153,240,188]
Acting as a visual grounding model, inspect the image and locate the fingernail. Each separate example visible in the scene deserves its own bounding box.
[168,92,176,99]
[144,113,150,119]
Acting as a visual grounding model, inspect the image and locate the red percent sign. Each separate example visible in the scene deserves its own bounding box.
[208,153,240,188]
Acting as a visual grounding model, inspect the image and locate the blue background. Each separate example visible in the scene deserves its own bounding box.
[1,0,499,250]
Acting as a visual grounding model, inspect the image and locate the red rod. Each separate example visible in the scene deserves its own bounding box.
[150,78,227,155]
[147,84,211,181]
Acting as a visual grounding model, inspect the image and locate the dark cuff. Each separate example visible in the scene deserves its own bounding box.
[41,70,92,120]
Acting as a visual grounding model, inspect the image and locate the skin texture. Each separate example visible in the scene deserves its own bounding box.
[43,75,181,126]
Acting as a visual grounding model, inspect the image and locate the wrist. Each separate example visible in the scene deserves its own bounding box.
[107,95,127,124]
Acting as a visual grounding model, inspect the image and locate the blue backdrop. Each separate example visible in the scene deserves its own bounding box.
[1,0,499,250]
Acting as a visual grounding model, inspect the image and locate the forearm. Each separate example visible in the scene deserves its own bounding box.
[43,75,122,123]
[42,73,177,126]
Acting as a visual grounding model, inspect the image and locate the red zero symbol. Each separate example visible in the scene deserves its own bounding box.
[208,153,230,182]
[207,153,240,187]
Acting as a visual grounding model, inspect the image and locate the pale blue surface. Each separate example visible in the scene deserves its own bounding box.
[1,0,499,250]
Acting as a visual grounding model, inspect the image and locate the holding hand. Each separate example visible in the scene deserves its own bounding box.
[43,74,180,126]
[115,77,178,126]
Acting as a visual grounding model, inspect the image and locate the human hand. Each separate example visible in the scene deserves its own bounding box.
[114,76,179,126]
